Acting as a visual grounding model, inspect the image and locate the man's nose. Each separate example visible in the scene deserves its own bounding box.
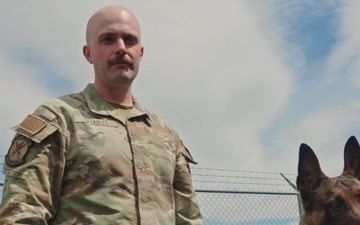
[116,39,127,55]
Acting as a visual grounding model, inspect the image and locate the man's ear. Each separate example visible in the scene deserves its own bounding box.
[83,45,93,64]
[140,46,144,58]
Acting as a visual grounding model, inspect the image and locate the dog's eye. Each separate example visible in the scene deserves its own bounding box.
[328,200,345,211]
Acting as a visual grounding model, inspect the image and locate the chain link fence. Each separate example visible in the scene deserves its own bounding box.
[192,168,301,225]
[0,185,302,225]
[196,189,300,225]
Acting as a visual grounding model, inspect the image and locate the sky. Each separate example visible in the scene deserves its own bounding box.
[1,0,360,192]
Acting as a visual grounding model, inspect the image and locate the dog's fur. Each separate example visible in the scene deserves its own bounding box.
[297,136,360,225]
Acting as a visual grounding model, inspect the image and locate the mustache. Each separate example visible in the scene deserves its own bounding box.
[108,54,133,67]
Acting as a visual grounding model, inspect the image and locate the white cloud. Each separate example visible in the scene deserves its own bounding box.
[131,1,295,170]
[0,50,53,156]
[325,1,360,87]
[265,101,360,177]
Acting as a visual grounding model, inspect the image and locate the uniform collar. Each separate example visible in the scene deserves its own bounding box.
[83,83,151,122]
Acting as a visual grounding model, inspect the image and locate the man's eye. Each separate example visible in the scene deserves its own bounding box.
[124,37,137,45]
[101,36,115,42]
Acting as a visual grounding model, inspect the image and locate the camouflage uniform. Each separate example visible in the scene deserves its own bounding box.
[0,84,203,225]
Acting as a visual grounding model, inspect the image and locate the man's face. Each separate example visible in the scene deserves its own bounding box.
[84,8,144,88]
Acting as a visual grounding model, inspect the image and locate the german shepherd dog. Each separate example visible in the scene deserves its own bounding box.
[297,136,360,225]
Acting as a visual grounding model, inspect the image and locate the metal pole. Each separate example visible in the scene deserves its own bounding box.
[280,173,303,217]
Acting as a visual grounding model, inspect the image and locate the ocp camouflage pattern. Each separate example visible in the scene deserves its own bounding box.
[0,84,203,225]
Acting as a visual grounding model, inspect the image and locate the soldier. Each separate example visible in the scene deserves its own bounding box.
[0,5,203,225]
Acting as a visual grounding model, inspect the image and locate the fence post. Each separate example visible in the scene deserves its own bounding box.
[280,173,303,217]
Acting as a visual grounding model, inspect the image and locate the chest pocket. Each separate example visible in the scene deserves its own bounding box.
[64,114,132,179]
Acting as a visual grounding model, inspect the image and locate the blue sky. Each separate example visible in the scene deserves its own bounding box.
[1,1,360,187]
[261,1,341,152]
[277,1,338,62]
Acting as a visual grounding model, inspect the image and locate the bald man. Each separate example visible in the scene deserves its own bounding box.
[0,5,203,225]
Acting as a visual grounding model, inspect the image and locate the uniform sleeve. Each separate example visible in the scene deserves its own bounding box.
[173,144,203,225]
[0,109,66,225]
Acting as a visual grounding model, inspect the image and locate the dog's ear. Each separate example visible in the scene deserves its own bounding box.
[296,143,327,204]
[343,136,360,179]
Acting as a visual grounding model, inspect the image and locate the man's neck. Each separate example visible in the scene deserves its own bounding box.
[93,82,133,107]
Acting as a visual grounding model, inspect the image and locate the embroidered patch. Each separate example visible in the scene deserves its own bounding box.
[18,114,46,135]
[5,136,32,166]
[84,118,118,127]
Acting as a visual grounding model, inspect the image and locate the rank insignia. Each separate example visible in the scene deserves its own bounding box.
[5,136,32,166]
